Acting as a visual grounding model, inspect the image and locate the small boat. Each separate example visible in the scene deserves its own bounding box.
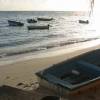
[27,24,50,30]
[37,18,53,21]
[8,20,24,26]
[79,20,89,24]
[27,19,37,23]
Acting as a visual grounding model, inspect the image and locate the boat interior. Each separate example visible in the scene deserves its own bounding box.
[37,49,100,90]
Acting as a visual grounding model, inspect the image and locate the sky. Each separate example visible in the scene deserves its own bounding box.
[0,0,91,11]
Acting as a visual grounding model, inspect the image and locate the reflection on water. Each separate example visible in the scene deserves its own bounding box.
[0,11,99,59]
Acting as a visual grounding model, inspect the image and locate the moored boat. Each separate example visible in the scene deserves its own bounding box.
[27,24,50,30]
[27,19,37,23]
[79,20,89,24]
[8,20,24,26]
[37,17,53,21]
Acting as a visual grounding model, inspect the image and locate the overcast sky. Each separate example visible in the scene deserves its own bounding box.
[0,0,97,11]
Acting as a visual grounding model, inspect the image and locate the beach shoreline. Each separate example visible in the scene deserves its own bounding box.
[0,39,100,65]
[0,39,100,90]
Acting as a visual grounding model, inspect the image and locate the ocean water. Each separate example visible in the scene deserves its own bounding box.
[0,11,99,59]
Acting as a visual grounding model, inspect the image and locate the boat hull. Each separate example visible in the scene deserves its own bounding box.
[8,20,24,26]
[27,19,37,23]
[79,20,89,24]
[27,25,50,30]
[37,18,53,21]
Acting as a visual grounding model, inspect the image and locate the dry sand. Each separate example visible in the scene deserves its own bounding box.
[0,40,100,100]
[0,40,100,90]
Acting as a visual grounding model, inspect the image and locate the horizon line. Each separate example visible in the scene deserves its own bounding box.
[0,10,87,12]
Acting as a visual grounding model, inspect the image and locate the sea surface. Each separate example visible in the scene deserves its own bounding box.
[0,11,99,59]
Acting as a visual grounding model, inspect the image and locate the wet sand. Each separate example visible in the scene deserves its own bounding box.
[0,40,100,88]
[0,40,100,99]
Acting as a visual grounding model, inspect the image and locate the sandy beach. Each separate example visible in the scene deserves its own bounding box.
[0,40,100,100]
[0,39,100,89]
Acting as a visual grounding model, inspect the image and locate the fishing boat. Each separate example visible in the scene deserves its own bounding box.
[27,24,50,30]
[27,19,37,23]
[8,20,24,26]
[79,0,94,24]
[37,17,53,21]
[79,20,89,24]
[36,59,100,97]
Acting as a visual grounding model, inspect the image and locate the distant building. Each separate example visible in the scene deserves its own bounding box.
[36,60,100,97]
